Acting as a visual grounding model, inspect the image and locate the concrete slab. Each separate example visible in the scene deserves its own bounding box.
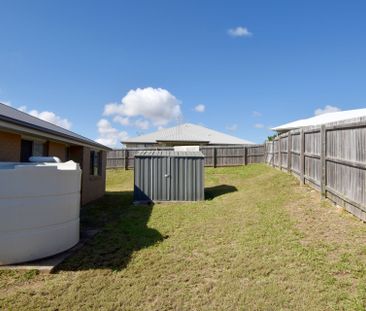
[0,229,100,273]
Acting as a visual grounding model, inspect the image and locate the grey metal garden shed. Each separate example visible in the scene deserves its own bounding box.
[134,150,205,202]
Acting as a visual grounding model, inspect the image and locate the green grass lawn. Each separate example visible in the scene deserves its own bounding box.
[2,164,366,310]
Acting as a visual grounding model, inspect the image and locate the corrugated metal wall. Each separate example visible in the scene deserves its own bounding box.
[134,153,204,202]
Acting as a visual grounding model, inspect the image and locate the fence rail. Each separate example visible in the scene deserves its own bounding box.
[107,145,265,169]
[265,119,366,222]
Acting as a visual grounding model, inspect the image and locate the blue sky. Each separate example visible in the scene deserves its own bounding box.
[1,0,366,146]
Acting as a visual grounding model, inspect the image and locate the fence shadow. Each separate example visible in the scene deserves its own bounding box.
[205,184,238,200]
[55,191,164,272]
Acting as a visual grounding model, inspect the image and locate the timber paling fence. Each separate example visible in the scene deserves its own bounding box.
[265,118,366,222]
[107,118,366,222]
[107,145,265,169]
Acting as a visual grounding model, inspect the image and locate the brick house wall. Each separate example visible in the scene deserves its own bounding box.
[0,131,21,161]
[69,145,107,205]
[47,141,67,161]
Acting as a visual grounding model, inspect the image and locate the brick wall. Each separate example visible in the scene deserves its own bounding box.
[0,131,21,161]
[69,145,107,205]
[48,141,67,161]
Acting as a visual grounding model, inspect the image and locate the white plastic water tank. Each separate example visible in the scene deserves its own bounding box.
[0,161,81,265]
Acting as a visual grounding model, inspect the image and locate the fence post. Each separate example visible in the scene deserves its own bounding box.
[278,137,281,170]
[213,147,217,168]
[124,149,129,170]
[300,129,305,184]
[287,131,292,172]
[243,146,247,165]
[271,141,274,167]
[320,125,326,197]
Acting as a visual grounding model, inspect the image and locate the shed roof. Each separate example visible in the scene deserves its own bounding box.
[272,108,366,132]
[135,150,204,158]
[123,123,254,145]
[0,103,110,150]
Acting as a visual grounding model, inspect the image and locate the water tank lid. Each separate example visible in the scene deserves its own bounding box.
[29,156,62,163]
[174,146,200,152]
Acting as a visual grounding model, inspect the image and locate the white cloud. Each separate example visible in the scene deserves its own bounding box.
[226,124,238,131]
[135,119,150,130]
[18,105,72,129]
[194,104,205,112]
[112,111,151,130]
[113,115,130,126]
[103,87,182,127]
[314,105,341,116]
[254,123,264,129]
[228,26,252,38]
[252,111,262,117]
[95,119,128,148]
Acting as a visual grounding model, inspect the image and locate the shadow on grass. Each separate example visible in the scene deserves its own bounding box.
[205,184,238,200]
[55,191,164,272]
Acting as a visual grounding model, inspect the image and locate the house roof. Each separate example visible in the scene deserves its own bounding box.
[123,123,255,145]
[0,103,111,150]
[272,108,366,132]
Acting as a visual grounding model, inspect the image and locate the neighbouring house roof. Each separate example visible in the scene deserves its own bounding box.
[0,103,111,150]
[123,123,255,145]
[272,108,366,132]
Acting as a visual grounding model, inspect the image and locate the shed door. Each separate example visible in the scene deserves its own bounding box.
[169,157,204,201]
[161,156,171,201]
[170,157,180,201]
[169,156,189,201]
[149,156,171,201]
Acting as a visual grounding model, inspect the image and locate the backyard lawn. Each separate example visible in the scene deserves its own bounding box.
[3,164,366,310]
